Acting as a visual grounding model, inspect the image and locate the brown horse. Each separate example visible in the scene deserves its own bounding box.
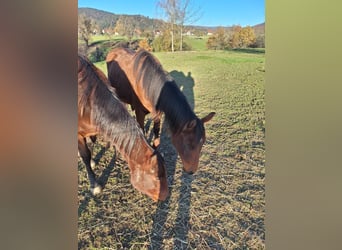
[106,48,215,174]
[78,54,168,201]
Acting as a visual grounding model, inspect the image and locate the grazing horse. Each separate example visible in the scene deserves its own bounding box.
[106,48,215,174]
[78,54,168,201]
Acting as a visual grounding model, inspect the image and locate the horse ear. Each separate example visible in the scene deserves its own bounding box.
[187,119,197,130]
[181,119,196,133]
[201,112,216,123]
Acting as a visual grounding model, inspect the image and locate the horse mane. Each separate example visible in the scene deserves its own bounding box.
[78,55,146,158]
[132,49,197,134]
[133,49,170,107]
[157,81,198,134]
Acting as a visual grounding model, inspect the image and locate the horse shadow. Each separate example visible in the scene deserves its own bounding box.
[78,142,117,217]
[149,70,196,249]
[170,70,195,110]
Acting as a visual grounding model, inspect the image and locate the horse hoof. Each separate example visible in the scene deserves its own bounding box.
[91,185,102,195]
[90,159,96,168]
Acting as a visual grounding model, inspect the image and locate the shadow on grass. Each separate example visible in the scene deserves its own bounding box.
[172,173,194,249]
[170,70,195,110]
[89,39,111,47]
[149,70,196,248]
[232,48,265,54]
[78,143,117,217]
[149,125,178,249]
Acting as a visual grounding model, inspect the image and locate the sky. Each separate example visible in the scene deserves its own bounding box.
[78,0,264,27]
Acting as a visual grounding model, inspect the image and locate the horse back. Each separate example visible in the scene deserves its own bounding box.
[106,47,150,113]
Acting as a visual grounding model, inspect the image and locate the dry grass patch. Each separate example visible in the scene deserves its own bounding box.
[79,50,265,249]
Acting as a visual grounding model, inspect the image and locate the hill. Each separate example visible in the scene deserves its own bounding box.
[252,22,265,36]
[78,7,264,35]
[78,7,165,33]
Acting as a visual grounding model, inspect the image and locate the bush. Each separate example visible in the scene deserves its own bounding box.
[206,27,230,50]
[152,34,191,52]
[250,34,265,48]
[139,38,152,51]
[88,46,109,63]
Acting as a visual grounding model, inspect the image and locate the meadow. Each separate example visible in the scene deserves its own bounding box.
[78,48,265,249]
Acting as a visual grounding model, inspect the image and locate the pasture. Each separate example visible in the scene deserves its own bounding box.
[78,49,265,249]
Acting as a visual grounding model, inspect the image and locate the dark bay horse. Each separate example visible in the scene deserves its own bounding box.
[78,54,168,201]
[106,48,215,174]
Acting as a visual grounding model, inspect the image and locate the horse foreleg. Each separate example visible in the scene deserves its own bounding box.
[87,136,97,168]
[153,115,161,139]
[78,135,102,195]
[151,115,161,148]
[89,135,97,143]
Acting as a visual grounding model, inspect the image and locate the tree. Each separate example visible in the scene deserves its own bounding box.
[78,15,93,48]
[177,0,202,51]
[239,26,256,48]
[228,25,256,49]
[157,0,178,52]
[139,38,152,51]
[228,25,242,48]
[115,16,137,40]
[157,0,201,51]
[250,34,265,48]
[206,27,229,50]
[153,26,173,52]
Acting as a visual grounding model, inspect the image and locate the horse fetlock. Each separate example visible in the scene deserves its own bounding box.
[90,159,96,168]
[91,184,102,195]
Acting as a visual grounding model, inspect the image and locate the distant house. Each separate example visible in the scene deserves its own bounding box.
[154,30,162,36]
[185,30,194,36]
[207,30,214,36]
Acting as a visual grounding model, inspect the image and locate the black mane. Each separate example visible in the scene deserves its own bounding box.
[133,49,168,107]
[78,55,146,157]
[157,81,197,133]
[132,50,197,133]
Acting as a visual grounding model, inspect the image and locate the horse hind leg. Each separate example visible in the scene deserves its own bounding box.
[78,135,102,195]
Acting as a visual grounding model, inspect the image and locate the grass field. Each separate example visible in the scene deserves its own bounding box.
[79,49,265,249]
[184,36,208,51]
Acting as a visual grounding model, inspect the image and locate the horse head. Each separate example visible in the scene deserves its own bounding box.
[171,112,215,174]
[129,149,169,201]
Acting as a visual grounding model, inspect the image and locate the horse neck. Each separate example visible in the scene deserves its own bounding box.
[90,79,153,167]
[117,131,153,167]
[157,81,196,134]
[97,116,152,166]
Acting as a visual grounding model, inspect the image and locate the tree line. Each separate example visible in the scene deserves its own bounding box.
[78,1,264,52]
[207,26,264,50]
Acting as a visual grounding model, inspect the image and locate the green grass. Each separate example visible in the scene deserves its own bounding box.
[79,50,265,249]
[184,36,209,51]
[88,34,127,44]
